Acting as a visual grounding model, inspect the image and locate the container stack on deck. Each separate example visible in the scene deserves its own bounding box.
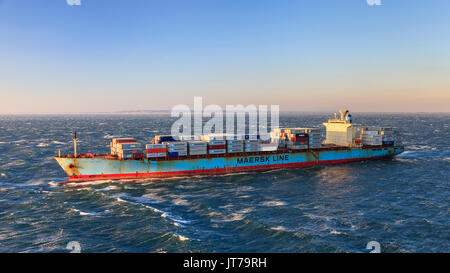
[380,128,397,146]
[244,140,261,152]
[110,138,143,159]
[286,129,309,150]
[165,141,188,156]
[110,125,397,161]
[227,140,244,153]
[306,128,322,149]
[270,128,322,149]
[99,110,401,164]
[208,140,227,154]
[188,141,208,155]
[146,144,167,158]
[270,128,287,148]
[117,142,142,159]
[361,129,382,146]
[244,139,262,152]
[110,138,137,156]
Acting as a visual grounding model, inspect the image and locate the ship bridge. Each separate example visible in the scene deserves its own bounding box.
[322,110,356,147]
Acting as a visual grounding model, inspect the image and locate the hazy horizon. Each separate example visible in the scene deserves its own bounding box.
[1,0,449,114]
[1,109,449,115]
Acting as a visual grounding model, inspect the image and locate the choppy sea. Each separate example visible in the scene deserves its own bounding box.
[0,113,448,252]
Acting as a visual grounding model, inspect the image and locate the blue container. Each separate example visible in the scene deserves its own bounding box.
[160,136,176,142]
[295,133,309,137]
[382,141,394,145]
[168,152,179,156]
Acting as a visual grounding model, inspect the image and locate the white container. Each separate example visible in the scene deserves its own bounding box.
[118,142,141,149]
[164,141,187,148]
[146,144,166,149]
[147,152,167,158]
[189,150,207,155]
[362,135,382,145]
[227,140,244,145]
[188,141,208,147]
[209,149,226,154]
[207,140,226,145]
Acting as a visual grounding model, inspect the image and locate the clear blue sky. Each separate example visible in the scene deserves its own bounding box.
[1,0,449,113]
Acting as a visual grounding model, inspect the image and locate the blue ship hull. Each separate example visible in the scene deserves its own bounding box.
[55,146,404,183]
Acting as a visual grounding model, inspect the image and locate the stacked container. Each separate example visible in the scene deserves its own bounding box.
[206,139,226,155]
[164,141,188,156]
[145,144,167,158]
[305,128,322,149]
[261,143,278,152]
[361,130,382,146]
[188,141,208,155]
[117,142,142,159]
[270,128,288,148]
[110,138,137,156]
[380,128,397,146]
[227,139,244,153]
[244,139,262,152]
[286,132,309,150]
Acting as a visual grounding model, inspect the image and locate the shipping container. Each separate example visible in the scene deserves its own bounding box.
[118,142,142,149]
[112,138,137,144]
[147,152,167,158]
[227,140,244,145]
[208,144,226,150]
[146,144,166,149]
[146,148,166,153]
[206,140,226,145]
[227,148,244,153]
[168,151,188,157]
[208,149,226,154]
[287,144,309,150]
[261,143,278,151]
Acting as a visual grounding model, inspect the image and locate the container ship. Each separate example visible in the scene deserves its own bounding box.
[55,110,404,183]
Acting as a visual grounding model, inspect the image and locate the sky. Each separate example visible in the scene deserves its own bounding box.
[0,0,449,114]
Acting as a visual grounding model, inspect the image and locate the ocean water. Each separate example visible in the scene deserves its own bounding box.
[0,113,448,253]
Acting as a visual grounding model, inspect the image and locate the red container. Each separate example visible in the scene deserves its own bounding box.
[292,137,309,142]
[208,145,226,149]
[114,138,137,144]
[146,148,166,153]
[133,153,144,159]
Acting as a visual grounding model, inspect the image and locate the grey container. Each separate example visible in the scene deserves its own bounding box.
[209,149,226,154]
[189,150,207,155]
[147,152,167,158]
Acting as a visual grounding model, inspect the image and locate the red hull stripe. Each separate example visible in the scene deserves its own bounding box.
[64,155,391,183]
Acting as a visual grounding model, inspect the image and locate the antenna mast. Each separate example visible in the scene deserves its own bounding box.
[73,131,78,157]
